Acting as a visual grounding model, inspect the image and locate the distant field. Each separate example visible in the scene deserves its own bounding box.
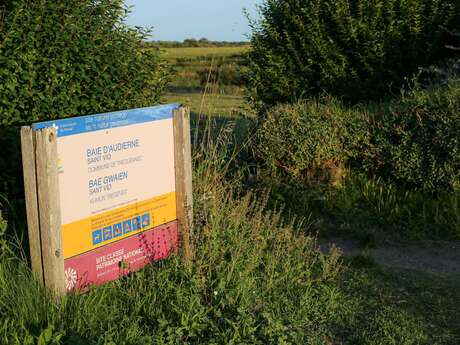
[163,46,250,60]
[163,46,249,118]
[164,92,252,118]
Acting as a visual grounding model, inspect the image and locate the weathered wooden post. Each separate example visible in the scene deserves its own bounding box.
[173,107,194,263]
[20,127,44,284]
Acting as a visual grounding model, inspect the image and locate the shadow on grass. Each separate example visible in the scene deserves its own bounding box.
[167,86,203,94]
[344,254,460,344]
[259,173,460,242]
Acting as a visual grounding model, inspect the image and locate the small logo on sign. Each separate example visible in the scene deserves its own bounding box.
[113,223,123,238]
[132,216,141,231]
[123,220,132,234]
[142,213,151,228]
[65,267,78,291]
[103,226,113,241]
[92,229,102,245]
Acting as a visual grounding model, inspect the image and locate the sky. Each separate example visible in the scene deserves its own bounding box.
[124,0,262,42]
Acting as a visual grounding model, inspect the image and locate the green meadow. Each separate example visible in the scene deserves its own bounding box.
[1,1,460,344]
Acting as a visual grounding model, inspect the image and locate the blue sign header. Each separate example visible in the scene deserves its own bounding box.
[33,104,180,138]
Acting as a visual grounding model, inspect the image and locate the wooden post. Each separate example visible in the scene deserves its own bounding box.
[173,107,193,263]
[20,127,44,284]
[35,128,65,295]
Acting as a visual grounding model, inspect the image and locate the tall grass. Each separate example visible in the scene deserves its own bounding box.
[324,173,460,239]
[0,121,446,344]
[0,123,342,343]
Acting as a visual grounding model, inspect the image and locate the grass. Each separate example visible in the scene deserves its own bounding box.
[164,93,250,118]
[341,255,460,344]
[0,122,458,344]
[264,171,460,241]
[164,92,243,116]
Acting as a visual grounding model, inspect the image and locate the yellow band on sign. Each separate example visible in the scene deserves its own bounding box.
[62,192,177,259]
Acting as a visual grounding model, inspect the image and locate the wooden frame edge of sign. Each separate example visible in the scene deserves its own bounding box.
[34,127,66,295]
[173,107,194,263]
[20,126,44,284]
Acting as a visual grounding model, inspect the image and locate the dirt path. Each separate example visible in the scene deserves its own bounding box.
[319,238,460,275]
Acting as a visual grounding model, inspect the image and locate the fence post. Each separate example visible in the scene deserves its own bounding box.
[173,107,193,263]
[21,126,44,284]
[35,127,65,295]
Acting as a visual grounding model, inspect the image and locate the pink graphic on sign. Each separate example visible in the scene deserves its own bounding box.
[64,221,178,291]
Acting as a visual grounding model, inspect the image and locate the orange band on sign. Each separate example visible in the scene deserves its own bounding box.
[62,192,176,259]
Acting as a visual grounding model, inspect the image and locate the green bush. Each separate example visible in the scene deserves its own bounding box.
[363,78,460,192]
[0,0,168,125]
[247,0,460,107]
[256,98,369,184]
[257,78,460,192]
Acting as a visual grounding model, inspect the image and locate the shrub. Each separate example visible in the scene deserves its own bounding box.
[363,78,460,192]
[0,0,168,125]
[247,0,460,107]
[256,98,369,185]
[257,78,460,193]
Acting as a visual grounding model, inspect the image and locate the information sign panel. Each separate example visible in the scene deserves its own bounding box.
[21,104,192,293]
